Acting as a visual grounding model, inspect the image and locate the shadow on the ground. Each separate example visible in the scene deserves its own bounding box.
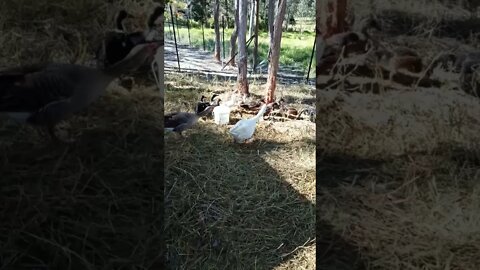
[0,90,164,269]
[317,148,387,188]
[317,219,367,270]
[165,123,315,269]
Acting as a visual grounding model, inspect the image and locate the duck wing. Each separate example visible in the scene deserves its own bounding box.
[0,63,105,125]
[229,119,255,138]
[0,64,74,111]
[164,112,196,129]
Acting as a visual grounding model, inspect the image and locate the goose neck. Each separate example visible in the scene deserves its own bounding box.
[252,105,267,121]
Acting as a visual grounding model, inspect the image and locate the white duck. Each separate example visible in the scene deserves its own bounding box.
[229,104,269,143]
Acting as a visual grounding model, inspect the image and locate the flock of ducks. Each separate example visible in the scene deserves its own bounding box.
[0,6,164,143]
[165,93,315,144]
[318,15,480,90]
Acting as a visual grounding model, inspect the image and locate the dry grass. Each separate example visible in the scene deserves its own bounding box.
[164,75,316,269]
[317,1,480,270]
[0,0,164,269]
[318,88,480,269]
[318,1,480,268]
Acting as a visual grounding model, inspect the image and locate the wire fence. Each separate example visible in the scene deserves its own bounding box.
[164,5,316,84]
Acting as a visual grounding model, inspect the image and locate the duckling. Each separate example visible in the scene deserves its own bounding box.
[165,105,216,137]
[278,98,301,119]
[427,52,458,75]
[0,43,160,143]
[229,103,270,143]
[455,52,480,81]
[323,16,380,59]
[367,47,423,82]
[319,17,380,75]
[263,100,282,120]
[239,100,263,111]
[297,107,316,122]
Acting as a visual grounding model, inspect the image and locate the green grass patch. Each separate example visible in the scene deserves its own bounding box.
[166,26,315,74]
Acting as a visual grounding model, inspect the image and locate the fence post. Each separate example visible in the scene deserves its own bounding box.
[169,4,181,71]
[186,14,192,46]
[306,37,316,83]
[225,0,229,27]
[174,10,180,43]
[222,16,225,59]
[202,0,206,50]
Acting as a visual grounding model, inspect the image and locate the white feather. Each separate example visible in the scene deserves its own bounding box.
[229,104,268,143]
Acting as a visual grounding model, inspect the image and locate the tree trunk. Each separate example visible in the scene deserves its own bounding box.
[214,0,221,62]
[253,0,260,72]
[321,0,347,38]
[237,0,249,96]
[285,9,289,31]
[265,0,286,103]
[267,0,275,60]
[336,0,347,34]
[229,0,240,66]
[248,0,255,38]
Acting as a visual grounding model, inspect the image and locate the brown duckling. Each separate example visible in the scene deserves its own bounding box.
[323,16,380,58]
[367,47,423,81]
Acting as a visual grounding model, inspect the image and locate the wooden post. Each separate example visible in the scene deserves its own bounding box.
[169,5,181,71]
[222,34,255,70]
[222,16,226,59]
[186,13,192,46]
[253,0,259,72]
[306,37,316,83]
[174,10,180,43]
[202,0,206,50]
